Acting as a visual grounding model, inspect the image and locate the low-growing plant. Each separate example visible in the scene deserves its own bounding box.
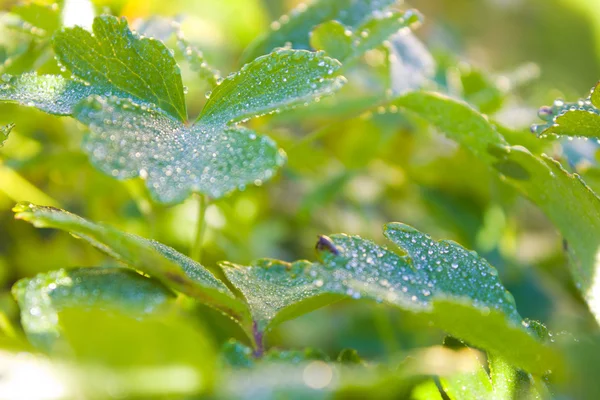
[0,0,599,399]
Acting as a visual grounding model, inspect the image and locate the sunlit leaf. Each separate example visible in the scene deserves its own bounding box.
[198,49,345,127]
[12,203,253,334]
[12,267,174,352]
[532,81,600,139]
[53,15,187,121]
[392,91,600,327]
[177,37,221,88]
[223,224,557,373]
[387,30,435,95]
[244,0,398,60]
[1,122,13,146]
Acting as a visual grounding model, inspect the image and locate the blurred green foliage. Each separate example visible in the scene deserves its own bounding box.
[2,0,600,399]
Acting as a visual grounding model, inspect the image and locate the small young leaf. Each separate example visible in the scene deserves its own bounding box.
[75,96,285,203]
[197,49,345,127]
[1,122,14,146]
[392,91,600,326]
[244,0,397,60]
[310,10,423,65]
[53,15,187,121]
[12,203,253,333]
[12,267,174,352]
[223,224,557,373]
[531,82,600,138]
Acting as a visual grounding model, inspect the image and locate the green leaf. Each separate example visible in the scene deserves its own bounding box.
[0,73,97,115]
[75,96,285,203]
[310,10,423,64]
[223,224,557,373]
[439,351,493,400]
[387,30,436,95]
[1,122,14,146]
[177,37,221,88]
[392,91,600,326]
[244,0,398,60]
[11,267,173,352]
[12,203,253,335]
[10,2,61,38]
[197,49,345,127]
[53,15,187,121]
[531,82,600,138]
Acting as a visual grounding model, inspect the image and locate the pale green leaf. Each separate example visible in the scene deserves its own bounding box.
[12,203,253,334]
[223,224,558,373]
[197,49,345,127]
[11,267,173,352]
[310,10,423,64]
[177,37,221,88]
[531,82,600,138]
[439,352,493,400]
[75,96,285,203]
[0,73,98,115]
[53,15,187,121]
[244,0,397,60]
[10,2,61,38]
[1,122,13,146]
[392,91,600,326]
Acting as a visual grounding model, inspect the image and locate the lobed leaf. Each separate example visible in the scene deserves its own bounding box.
[393,91,600,327]
[197,49,345,127]
[12,267,173,352]
[531,81,600,139]
[75,96,285,203]
[223,224,557,373]
[53,15,187,121]
[310,10,422,65]
[12,203,253,333]
[244,0,397,60]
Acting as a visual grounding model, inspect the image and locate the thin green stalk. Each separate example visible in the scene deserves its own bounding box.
[190,194,208,263]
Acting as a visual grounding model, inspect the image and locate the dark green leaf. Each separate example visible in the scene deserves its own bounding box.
[13,203,253,335]
[53,15,187,121]
[223,224,557,373]
[393,91,600,326]
[11,267,173,352]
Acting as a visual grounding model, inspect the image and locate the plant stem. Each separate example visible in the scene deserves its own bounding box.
[190,194,207,263]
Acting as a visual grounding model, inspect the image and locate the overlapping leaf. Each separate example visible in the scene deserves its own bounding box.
[0,16,345,202]
[531,81,600,138]
[223,223,557,373]
[243,0,398,60]
[309,10,422,64]
[12,203,253,334]
[12,267,174,352]
[392,91,600,326]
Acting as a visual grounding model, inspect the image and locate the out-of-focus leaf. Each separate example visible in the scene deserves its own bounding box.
[75,96,285,203]
[8,2,61,38]
[198,49,345,127]
[223,224,557,373]
[61,0,95,30]
[178,37,221,88]
[439,351,493,400]
[12,267,173,352]
[388,30,436,95]
[53,15,187,121]
[12,203,253,336]
[310,10,422,65]
[532,82,600,138]
[393,91,600,326]
[244,0,398,60]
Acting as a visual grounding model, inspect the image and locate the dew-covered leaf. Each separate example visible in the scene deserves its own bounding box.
[392,91,600,326]
[53,15,187,121]
[438,351,493,400]
[75,96,285,203]
[310,10,422,64]
[13,203,253,334]
[197,49,345,127]
[223,224,557,373]
[531,82,600,139]
[387,30,436,95]
[177,37,221,88]
[11,267,173,352]
[244,0,397,60]
[1,122,14,146]
[0,73,98,115]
